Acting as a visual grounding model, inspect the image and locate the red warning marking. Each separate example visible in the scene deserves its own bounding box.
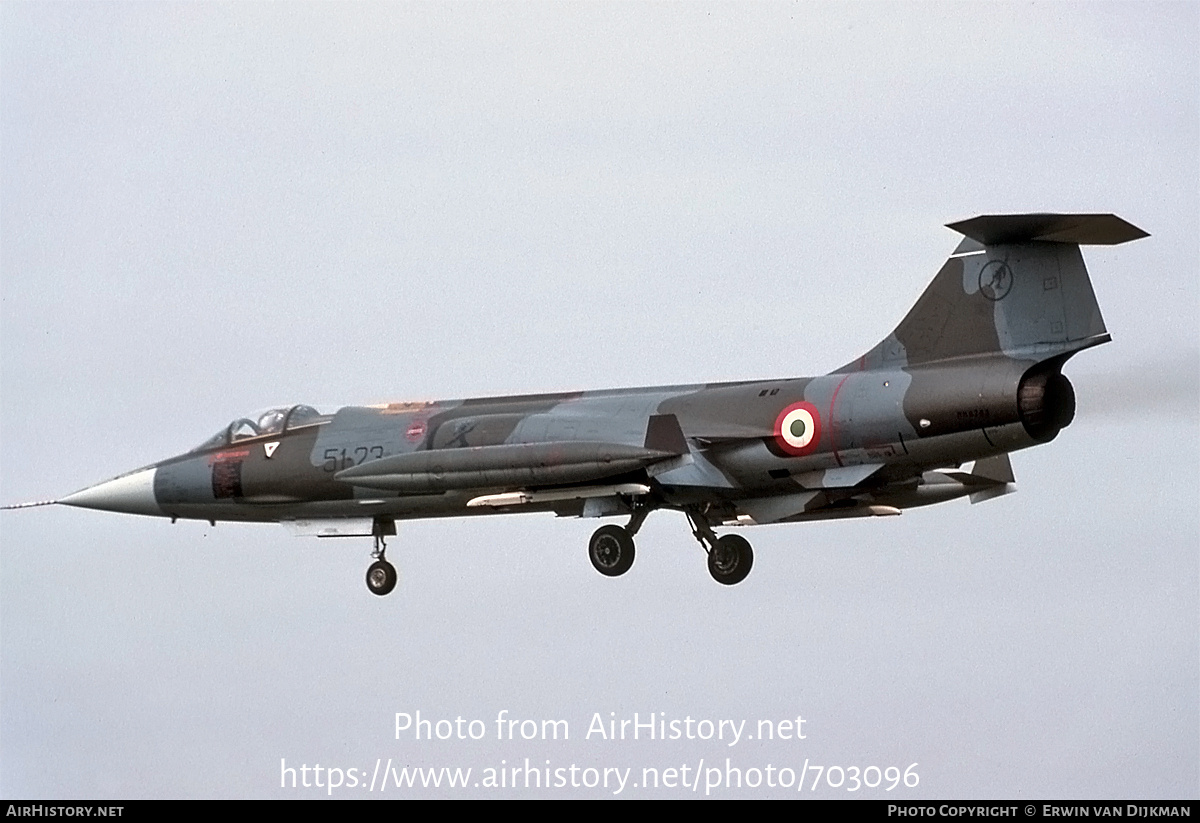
[207,449,250,465]
[774,401,822,456]
[405,419,428,442]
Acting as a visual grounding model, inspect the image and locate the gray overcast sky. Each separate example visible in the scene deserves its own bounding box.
[2,2,1197,799]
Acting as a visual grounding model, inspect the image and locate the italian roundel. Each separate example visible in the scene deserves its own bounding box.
[774,401,821,456]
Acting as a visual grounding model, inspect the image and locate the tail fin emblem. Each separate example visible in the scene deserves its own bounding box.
[979,260,1013,301]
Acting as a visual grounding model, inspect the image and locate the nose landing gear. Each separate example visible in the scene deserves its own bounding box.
[365,531,397,596]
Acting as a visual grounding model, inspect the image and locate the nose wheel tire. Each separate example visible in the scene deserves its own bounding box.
[366,559,398,596]
[589,524,635,577]
[708,534,753,585]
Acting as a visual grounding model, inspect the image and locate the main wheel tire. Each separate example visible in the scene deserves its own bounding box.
[588,524,635,577]
[366,559,398,596]
[708,534,753,585]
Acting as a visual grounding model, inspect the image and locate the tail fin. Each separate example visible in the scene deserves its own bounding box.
[838,214,1147,373]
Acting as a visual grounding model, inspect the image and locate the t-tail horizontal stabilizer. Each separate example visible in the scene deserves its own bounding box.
[945,213,1148,247]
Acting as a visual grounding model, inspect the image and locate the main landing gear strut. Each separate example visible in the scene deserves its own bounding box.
[587,506,649,578]
[586,507,754,585]
[365,532,398,596]
[687,510,753,586]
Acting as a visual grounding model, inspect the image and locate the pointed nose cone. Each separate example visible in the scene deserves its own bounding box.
[60,467,162,517]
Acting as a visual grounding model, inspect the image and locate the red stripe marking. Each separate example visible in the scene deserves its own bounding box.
[828,373,853,468]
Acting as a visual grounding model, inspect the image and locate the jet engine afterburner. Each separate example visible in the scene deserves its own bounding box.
[1017,365,1076,442]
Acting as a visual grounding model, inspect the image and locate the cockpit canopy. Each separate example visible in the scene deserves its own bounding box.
[193,405,328,451]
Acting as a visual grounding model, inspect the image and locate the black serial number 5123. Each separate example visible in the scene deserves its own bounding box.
[323,446,384,473]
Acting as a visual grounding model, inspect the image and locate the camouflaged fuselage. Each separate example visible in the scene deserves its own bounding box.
[57,215,1146,535]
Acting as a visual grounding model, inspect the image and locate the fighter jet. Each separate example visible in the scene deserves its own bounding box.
[11,214,1146,595]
